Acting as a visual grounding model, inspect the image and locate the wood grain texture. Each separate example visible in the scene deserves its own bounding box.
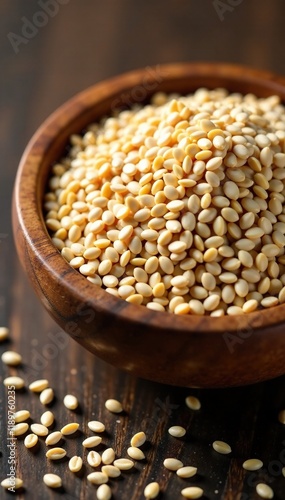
[1,1,285,498]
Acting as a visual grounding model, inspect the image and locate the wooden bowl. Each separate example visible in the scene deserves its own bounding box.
[12,62,285,388]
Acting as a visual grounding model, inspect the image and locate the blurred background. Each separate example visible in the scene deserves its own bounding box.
[1,0,285,239]
[1,2,285,498]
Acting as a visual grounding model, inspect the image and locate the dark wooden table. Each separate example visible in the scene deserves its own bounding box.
[1,1,285,498]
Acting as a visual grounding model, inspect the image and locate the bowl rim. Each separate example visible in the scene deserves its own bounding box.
[13,61,285,335]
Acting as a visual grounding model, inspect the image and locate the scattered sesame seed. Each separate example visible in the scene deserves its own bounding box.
[212,440,232,454]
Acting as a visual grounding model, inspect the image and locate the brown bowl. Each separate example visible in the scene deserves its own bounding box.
[12,62,285,388]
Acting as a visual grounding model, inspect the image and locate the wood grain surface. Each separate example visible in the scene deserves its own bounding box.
[1,1,285,498]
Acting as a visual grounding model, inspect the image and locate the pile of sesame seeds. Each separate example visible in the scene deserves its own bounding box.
[45,89,285,316]
[1,326,285,498]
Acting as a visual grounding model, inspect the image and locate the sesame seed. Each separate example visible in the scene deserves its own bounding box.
[144,482,160,499]
[3,376,25,390]
[185,396,201,410]
[69,456,83,472]
[212,440,232,454]
[87,450,102,467]
[97,484,112,500]
[82,436,102,448]
[24,433,38,449]
[0,327,9,342]
[243,458,263,471]
[163,458,184,471]
[30,423,49,437]
[29,379,49,392]
[181,486,204,498]
[63,394,78,410]
[127,447,145,460]
[46,447,66,460]
[87,472,109,485]
[256,483,274,499]
[43,474,62,488]
[176,466,198,478]
[1,477,23,490]
[14,410,30,423]
[45,431,62,446]
[1,350,22,366]
[168,426,186,438]
[113,458,134,470]
[105,399,123,413]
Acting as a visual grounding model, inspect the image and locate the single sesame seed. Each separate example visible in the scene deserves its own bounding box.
[61,422,79,435]
[105,399,123,413]
[1,350,22,366]
[113,458,134,470]
[3,376,25,390]
[63,394,78,410]
[176,466,198,478]
[46,447,66,460]
[144,482,160,499]
[256,483,274,499]
[243,458,263,471]
[212,440,232,454]
[168,425,186,438]
[181,486,204,499]
[43,473,62,488]
[69,456,83,472]
[45,431,62,446]
[1,477,23,490]
[163,458,183,471]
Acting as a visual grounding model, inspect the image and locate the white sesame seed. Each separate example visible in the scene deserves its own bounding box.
[163,458,183,471]
[1,351,22,366]
[3,376,25,390]
[69,456,83,472]
[102,447,116,464]
[40,388,54,405]
[83,436,102,448]
[212,440,232,454]
[63,394,78,410]
[256,483,274,499]
[43,474,62,488]
[14,410,30,423]
[243,458,263,471]
[1,477,23,490]
[105,399,123,413]
[176,466,197,478]
[144,482,160,499]
[113,458,134,470]
[97,484,112,500]
[87,472,109,485]
[127,446,145,460]
[24,433,38,449]
[46,447,66,460]
[168,425,186,438]
[181,486,204,499]
[29,379,49,392]
[87,450,102,467]
[45,431,62,446]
